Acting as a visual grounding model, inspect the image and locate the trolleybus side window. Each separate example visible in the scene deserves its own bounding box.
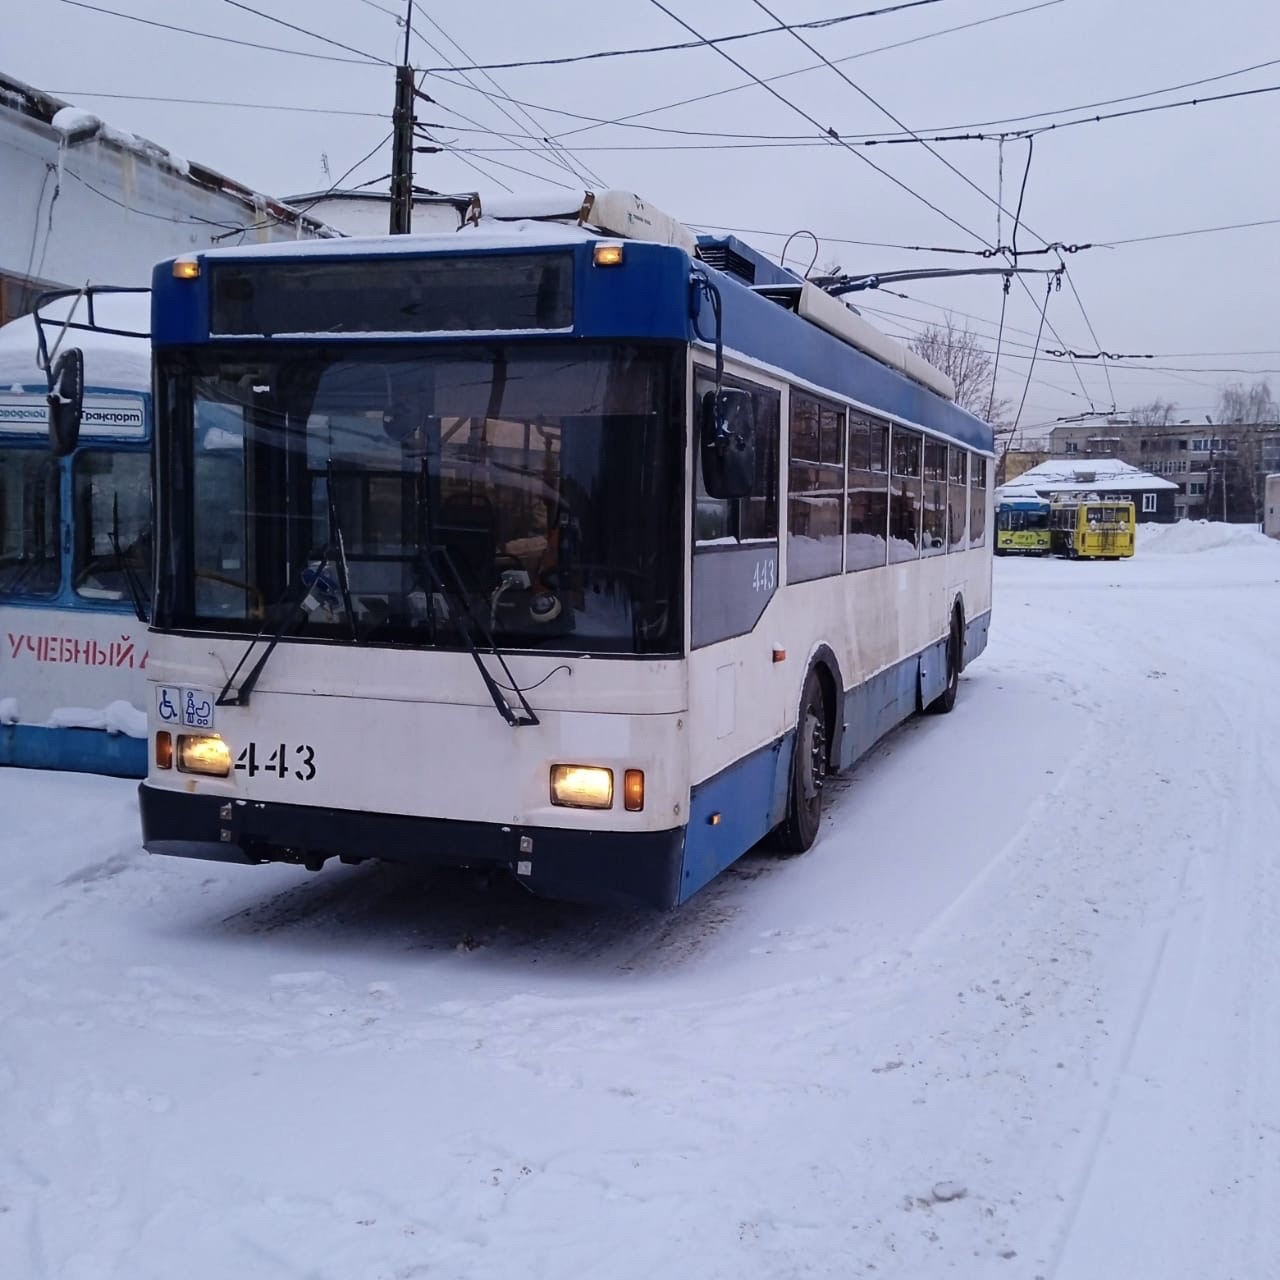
[693,370,779,546]
[888,426,922,563]
[0,450,60,597]
[72,451,152,602]
[787,392,845,583]
[922,438,947,556]
[970,455,988,546]
[948,446,968,550]
[846,414,889,572]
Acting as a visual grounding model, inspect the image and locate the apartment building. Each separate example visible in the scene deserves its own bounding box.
[1048,420,1280,522]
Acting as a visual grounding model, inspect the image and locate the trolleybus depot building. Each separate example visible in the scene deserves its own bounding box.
[999,458,1178,523]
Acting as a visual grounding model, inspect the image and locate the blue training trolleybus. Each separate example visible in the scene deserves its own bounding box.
[135,190,993,907]
[0,288,152,776]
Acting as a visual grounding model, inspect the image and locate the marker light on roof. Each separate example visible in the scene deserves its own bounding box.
[593,243,624,268]
[172,259,200,280]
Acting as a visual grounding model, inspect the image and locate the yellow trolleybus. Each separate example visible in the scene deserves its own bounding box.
[1049,499,1136,559]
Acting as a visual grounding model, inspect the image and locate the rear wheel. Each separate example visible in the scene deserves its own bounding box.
[769,668,829,854]
[926,610,963,715]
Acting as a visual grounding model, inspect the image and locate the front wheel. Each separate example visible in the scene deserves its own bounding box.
[769,669,830,855]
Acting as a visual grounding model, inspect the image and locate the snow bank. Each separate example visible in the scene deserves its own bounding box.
[45,700,147,738]
[1138,520,1277,555]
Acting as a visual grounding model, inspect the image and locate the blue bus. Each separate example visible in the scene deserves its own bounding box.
[134,190,993,907]
[0,288,152,776]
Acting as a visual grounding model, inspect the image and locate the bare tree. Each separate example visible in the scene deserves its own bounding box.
[1216,380,1276,521]
[1130,398,1179,427]
[1217,380,1274,424]
[909,315,1011,427]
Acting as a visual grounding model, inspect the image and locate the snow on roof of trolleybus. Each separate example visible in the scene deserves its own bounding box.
[0,297,151,393]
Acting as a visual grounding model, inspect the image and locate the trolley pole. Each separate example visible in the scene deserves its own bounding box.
[389,2,415,235]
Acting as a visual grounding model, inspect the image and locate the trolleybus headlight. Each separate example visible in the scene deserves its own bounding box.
[550,764,613,809]
[177,734,231,777]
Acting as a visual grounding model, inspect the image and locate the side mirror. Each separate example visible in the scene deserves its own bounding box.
[700,388,757,500]
[47,348,85,457]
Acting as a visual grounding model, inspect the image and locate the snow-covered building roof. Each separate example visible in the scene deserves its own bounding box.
[0,72,340,323]
[1002,456,1179,497]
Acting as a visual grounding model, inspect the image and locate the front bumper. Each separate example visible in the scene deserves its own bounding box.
[139,783,686,909]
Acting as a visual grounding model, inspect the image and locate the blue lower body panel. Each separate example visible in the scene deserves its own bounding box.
[0,724,147,779]
[964,609,992,669]
[681,734,793,903]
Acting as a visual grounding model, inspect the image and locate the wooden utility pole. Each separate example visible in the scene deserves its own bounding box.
[389,0,415,235]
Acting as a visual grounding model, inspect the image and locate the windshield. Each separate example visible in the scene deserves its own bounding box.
[156,343,683,656]
[999,508,1049,532]
[73,450,152,603]
[0,448,60,598]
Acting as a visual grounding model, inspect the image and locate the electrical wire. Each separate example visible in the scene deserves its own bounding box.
[218,0,390,65]
[415,0,956,73]
[549,0,1064,143]
[286,130,396,218]
[411,13,604,189]
[47,90,390,118]
[1012,278,1055,431]
[643,0,988,246]
[1098,216,1280,247]
[54,0,387,65]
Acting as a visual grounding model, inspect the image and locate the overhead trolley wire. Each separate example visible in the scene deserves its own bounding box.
[549,0,1064,144]
[411,11,606,189]
[642,0,990,246]
[414,0,957,73]
[217,0,391,65]
[54,0,387,65]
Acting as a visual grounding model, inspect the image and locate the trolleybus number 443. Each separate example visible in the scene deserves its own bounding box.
[234,742,317,781]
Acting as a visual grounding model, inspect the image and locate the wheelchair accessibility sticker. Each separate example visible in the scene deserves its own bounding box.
[156,686,215,729]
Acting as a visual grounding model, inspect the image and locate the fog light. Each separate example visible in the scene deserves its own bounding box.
[550,764,613,809]
[624,769,644,812]
[593,242,624,267]
[177,734,231,777]
[155,731,173,770]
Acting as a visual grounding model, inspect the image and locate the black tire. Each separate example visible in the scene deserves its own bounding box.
[926,610,963,716]
[769,668,830,855]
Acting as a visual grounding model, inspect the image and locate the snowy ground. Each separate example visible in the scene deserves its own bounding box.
[3,524,1279,1280]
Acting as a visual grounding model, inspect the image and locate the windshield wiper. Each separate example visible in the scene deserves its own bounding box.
[418,543,539,727]
[109,494,150,624]
[215,549,343,707]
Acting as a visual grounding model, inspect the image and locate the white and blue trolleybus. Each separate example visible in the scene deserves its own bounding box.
[137,191,993,907]
[0,288,152,776]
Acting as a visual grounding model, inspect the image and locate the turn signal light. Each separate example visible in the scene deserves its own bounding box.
[550,764,613,809]
[177,734,231,777]
[155,731,173,770]
[593,243,624,267]
[624,769,645,812]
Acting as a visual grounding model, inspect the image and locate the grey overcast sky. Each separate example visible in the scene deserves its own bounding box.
[9,0,1280,429]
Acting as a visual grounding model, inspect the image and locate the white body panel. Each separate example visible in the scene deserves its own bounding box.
[1,605,149,733]
[1266,475,1280,539]
[145,645,689,832]
[685,354,992,789]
